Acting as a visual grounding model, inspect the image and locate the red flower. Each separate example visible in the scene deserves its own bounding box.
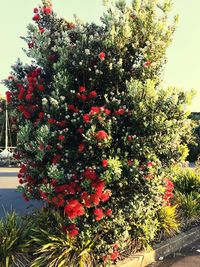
[20,164,26,173]
[17,105,25,112]
[65,182,81,195]
[147,161,154,167]
[128,160,134,166]
[98,52,106,61]
[96,130,109,140]
[58,135,65,141]
[23,111,31,119]
[104,108,111,115]
[38,112,44,120]
[79,86,86,92]
[91,179,105,193]
[105,209,112,216]
[117,108,125,115]
[100,190,111,202]
[33,8,38,13]
[68,104,75,111]
[48,118,56,124]
[43,6,52,14]
[52,154,62,164]
[80,94,87,101]
[93,208,104,221]
[88,90,97,98]
[67,224,79,238]
[18,87,25,100]
[163,178,174,205]
[82,168,97,180]
[39,26,45,33]
[102,159,108,167]
[127,135,133,141]
[78,143,85,153]
[52,194,65,207]
[58,120,66,127]
[90,194,100,206]
[32,14,40,21]
[28,42,34,49]
[81,191,91,208]
[19,178,24,184]
[110,251,119,261]
[64,199,85,219]
[90,106,100,114]
[113,244,119,250]
[26,94,32,101]
[38,85,45,91]
[83,114,90,123]
[46,145,52,150]
[144,60,151,67]
[5,91,11,103]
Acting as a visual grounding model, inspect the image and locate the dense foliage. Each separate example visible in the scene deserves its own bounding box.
[3,0,194,265]
[187,112,200,162]
[172,164,200,226]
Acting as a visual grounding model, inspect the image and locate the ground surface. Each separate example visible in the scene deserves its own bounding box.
[0,167,42,217]
[148,239,200,267]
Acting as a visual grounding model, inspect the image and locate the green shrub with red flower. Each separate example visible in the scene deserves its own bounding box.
[3,0,195,265]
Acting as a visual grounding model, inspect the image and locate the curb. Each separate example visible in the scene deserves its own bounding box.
[112,226,200,267]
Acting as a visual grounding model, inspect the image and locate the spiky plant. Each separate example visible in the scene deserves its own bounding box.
[157,205,180,240]
[175,191,200,224]
[0,211,32,267]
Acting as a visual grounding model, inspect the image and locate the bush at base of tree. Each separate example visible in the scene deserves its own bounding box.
[3,0,195,265]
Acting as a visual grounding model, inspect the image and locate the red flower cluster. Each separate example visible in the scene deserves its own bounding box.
[82,168,97,180]
[96,130,109,140]
[76,86,97,102]
[52,194,65,207]
[113,108,125,116]
[163,178,174,205]
[98,52,106,61]
[32,14,40,21]
[93,208,104,221]
[144,60,151,67]
[43,6,52,14]
[78,143,85,153]
[88,90,97,98]
[58,135,65,141]
[102,159,108,167]
[15,68,45,120]
[64,199,85,219]
[66,224,79,238]
[103,243,119,263]
[5,91,11,103]
[83,114,90,123]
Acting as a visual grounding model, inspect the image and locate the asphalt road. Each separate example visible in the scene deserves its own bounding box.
[0,167,42,217]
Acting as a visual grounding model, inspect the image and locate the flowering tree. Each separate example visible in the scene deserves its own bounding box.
[3,0,194,265]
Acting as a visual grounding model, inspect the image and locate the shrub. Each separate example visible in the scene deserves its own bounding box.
[3,0,195,265]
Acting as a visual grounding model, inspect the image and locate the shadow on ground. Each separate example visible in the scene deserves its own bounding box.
[0,189,43,217]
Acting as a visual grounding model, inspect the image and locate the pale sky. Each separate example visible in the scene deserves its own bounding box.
[0,0,199,111]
